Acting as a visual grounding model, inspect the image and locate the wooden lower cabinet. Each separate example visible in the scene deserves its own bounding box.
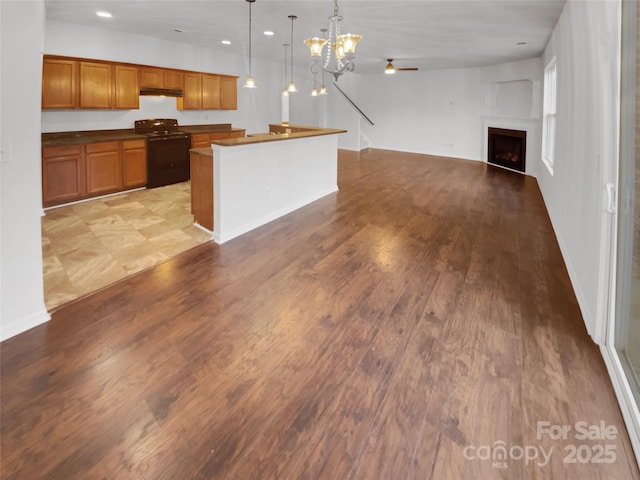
[122,139,147,187]
[190,150,214,231]
[42,145,86,205]
[43,140,147,207]
[85,142,122,194]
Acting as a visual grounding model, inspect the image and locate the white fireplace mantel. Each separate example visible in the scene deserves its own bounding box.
[481,116,541,177]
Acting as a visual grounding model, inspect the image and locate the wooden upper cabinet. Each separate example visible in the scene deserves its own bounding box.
[163,70,183,90]
[114,65,139,109]
[140,67,183,90]
[140,67,163,88]
[202,74,221,109]
[42,55,236,111]
[79,61,112,109]
[42,58,77,109]
[178,73,237,110]
[180,73,202,110]
[220,76,238,110]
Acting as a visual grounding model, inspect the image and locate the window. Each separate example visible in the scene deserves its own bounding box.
[542,57,557,175]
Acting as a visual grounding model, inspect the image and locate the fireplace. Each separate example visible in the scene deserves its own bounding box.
[487,127,526,173]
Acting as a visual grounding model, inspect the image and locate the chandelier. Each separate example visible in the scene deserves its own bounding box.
[304,0,362,82]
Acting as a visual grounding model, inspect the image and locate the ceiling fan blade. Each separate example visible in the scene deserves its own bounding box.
[397,67,419,71]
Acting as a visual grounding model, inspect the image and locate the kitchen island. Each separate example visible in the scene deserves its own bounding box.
[189,125,346,244]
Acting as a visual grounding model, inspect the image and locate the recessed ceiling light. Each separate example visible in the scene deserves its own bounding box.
[96,11,112,18]
[221,40,231,45]
[264,31,274,36]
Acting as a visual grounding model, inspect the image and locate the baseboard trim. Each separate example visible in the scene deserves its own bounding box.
[43,187,146,211]
[1,308,51,342]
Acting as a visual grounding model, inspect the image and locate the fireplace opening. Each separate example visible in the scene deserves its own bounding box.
[487,127,526,173]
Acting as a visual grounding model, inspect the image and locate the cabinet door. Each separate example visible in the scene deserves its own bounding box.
[42,145,85,206]
[122,140,147,187]
[163,70,183,89]
[202,74,221,109]
[220,76,238,110]
[180,73,202,109]
[85,142,122,194]
[114,65,139,109]
[42,58,77,109]
[139,67,163,88]
[79,62,112,109]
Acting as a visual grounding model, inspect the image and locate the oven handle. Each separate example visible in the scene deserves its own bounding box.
[147,135,190,142]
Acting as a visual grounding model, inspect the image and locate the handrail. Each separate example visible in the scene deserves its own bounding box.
[332,82,374,126]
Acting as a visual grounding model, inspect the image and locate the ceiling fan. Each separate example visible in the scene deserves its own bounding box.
[384,59,419,74]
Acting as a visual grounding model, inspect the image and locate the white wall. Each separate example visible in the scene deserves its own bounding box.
[537,0,620,340]
[42,20,319,134]
[1,0,51,340]
[213,134,340,243]
[328,57,543,171]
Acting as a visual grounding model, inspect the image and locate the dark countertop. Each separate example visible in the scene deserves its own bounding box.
[42,123,245,147]
[42,129,145,147]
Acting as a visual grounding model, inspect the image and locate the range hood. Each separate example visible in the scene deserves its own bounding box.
[139,87,183,97]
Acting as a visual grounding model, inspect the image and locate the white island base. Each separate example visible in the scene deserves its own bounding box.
[210,129,344,244]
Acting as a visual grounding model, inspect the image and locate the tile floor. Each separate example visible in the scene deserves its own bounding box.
[41,182,212,311]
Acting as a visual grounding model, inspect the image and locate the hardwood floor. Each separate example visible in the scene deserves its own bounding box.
[2,149,638,479]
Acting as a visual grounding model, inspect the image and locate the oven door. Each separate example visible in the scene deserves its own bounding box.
[146,134,191,188]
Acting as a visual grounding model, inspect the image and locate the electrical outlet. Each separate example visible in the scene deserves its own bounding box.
[0,142,12,163]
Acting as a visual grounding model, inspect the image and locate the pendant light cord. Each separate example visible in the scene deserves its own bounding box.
[248,1,252,76]
[290,16,294,83]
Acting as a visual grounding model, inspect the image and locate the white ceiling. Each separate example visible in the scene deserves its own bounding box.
[44,0,566,75]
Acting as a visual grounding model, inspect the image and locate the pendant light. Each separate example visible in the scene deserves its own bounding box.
[243,0,257,88]
[311,72,318,96]
[287,15,297,92]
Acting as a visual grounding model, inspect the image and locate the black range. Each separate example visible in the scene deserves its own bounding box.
[134,118,191,188]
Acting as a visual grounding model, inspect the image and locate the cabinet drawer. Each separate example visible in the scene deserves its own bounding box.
[122,139,146,149]
[43,144,82,158]
[86,141,120,153]
[191,133,210,143]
